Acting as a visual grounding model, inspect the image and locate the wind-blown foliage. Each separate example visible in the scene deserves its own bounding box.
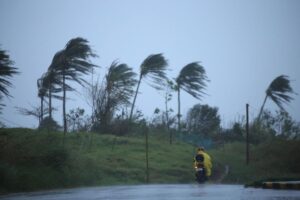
[54,37,97,135]
[0,48,19,98]
[37,57,73,122]
[257,75,296,121]
[36,38,98,135]
[176,62,208,99]
[140,54,168,90]
[51,38,97,87]
[175,62,208,130]
[129,53,168,120]
[106,61,137,105]
[94,61,137,131]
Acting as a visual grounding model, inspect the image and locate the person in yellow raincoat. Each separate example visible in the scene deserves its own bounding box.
[194,146,212,178]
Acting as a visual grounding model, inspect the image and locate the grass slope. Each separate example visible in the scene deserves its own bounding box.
[0,128,196,193]
[1,128,300,193]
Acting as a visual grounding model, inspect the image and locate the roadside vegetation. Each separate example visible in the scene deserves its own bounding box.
[1,123,300,193]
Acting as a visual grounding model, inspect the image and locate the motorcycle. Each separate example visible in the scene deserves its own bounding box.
[194,154,207,183]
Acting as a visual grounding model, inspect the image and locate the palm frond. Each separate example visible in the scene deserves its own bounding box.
[140,53,168,90]
[69,59,97,74]
[38,69,73,99]
[0,49,19,97]
[64,37,97,59]
[106,60,137,105]
[176,62,208,99]
[266,75,296,111]
[37,77,47,97]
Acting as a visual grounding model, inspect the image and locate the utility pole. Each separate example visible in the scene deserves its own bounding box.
[246,103,249,165]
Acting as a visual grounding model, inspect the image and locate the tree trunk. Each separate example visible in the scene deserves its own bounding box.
[40,96,44,124]
[177,87,181,132]
[49,89,52,119]
[129,75,142,121]
[165,92,172,144]
[63,72,67,137]
[257,94,268,121]
[145,124,149,183]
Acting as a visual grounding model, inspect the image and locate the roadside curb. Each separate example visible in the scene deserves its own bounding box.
[262,181,300,190]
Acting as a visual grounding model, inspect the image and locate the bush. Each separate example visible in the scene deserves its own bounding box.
[253,139,300,174]
[41,146,69,170]
[0,162,18,191]
[39,117,61,131]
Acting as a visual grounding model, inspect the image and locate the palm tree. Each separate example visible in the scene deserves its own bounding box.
[0,48,19,98]
[54,37,97,135]
[41,69,68,119]
[95,61,137,129]
[175,62,208,131]
[257,75,296,121]
[43,50,75,121]
[129,53,168,121]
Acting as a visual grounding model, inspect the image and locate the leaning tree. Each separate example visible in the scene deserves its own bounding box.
[50,38,97,135]
[175,62,208,131]
[129,53,168,121]
[257,75,296,121]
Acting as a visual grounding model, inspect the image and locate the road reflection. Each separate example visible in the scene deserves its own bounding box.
[1,184,300,200]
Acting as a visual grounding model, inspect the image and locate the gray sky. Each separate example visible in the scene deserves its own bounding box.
[0,0,299,128]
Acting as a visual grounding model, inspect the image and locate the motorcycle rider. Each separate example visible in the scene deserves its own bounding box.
[194,146,212,180]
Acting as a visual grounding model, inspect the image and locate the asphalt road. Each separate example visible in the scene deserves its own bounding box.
[1,184,300,200]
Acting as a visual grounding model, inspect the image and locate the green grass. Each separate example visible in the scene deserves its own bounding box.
[210,141,300,184]
[0,128,196,193]
[1,128,299,193]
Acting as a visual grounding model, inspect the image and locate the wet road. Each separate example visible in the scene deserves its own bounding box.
[1,184,300,200]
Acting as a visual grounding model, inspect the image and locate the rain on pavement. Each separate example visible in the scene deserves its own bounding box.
[1,184,300,200]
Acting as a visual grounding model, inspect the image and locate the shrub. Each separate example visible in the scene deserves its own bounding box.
[39,117,61,131]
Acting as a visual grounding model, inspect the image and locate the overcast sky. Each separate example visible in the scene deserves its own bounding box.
[0,0,299,128]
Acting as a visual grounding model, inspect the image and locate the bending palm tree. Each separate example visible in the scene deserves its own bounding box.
[175,62,208,131]
[52,37,97,135]
[129,53,168,121]
[45,51,74,120]
[257,75,296,121]
[37,50,73,125]
[63,38,97,134]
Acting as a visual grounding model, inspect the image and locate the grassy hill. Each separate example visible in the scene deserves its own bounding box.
[0,128,197,193]
[1,128,300,193]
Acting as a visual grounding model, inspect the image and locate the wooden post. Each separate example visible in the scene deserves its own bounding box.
[145,125,149,183]
[246,103,249,165]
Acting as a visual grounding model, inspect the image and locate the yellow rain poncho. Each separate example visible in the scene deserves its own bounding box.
[194,149,212,177]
